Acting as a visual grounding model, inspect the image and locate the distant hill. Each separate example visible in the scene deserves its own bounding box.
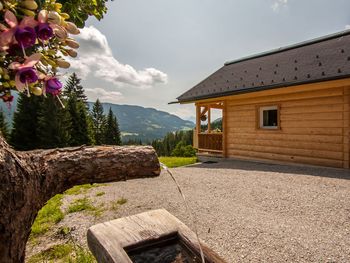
[89,103,194,142]
[0,97,194,142]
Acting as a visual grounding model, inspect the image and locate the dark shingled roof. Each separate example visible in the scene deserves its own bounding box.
[176,30,350,103]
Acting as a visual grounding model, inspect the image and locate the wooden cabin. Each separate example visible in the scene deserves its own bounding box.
[175,31,350,169]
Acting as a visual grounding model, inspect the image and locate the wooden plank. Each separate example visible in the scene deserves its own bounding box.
[87,209,226,263]
[281,104,344,114]
[227,87,343,106]
[227,139,343,152]
[227,126,342,135]
[280,120,343,128]
[226,116,256,123]
[227,149,343,168]
[282,96,344,108]
[227,133,344,144]
[280,112,343,121]
[227,144,343,160]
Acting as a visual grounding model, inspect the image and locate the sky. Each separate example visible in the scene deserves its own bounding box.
[67,0,350,121]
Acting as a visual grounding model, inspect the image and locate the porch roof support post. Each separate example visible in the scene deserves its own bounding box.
[196,104,201,135]
[207,106,211,133]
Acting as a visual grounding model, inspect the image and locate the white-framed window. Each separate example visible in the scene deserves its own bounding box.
[259,105,279,129]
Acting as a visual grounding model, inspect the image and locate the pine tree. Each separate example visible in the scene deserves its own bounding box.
[63,73,88,105]
[37,95,71,149]
[103,108,121,145]
[91,99,106,145]
[11,94,43,150]
[0,109,9,140]
[66,96,92,146]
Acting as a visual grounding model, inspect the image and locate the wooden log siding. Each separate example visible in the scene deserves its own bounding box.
[224,84,350,168]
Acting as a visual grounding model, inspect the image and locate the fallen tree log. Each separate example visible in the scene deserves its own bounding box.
[0,135,160,263]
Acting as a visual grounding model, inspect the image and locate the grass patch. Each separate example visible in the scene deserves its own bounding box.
[31,194,64,237]
[28,243,96,263]
[111,197,127,210]
[67,197,105,218]
[95,191,105,197]
[64,184,105,196]
[67,197,95,213]
[159,156,198,168]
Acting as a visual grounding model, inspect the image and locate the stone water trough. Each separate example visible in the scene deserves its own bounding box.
[87,209,227,263]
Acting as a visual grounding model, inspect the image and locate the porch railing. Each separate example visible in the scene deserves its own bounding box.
[197,133,223,152]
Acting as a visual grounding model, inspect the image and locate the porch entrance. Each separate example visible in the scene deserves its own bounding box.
[193,102,225,156]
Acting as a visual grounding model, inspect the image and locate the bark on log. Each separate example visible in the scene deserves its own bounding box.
[0,135,160,263]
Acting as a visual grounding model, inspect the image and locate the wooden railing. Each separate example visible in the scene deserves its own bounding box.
[198,133,223,152]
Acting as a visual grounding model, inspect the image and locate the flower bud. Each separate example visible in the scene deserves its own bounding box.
[0,2,3,11]
[55,3,62,10]
[60,13,70,20]
[65,38,79,49]
[66,49,77,58]
[64,22,80,35]
[46,58,57,67]
[18,8,36,17]
[53,26,68,40]
[20,1,38,10]
[59,49,68,56]
[48,11,61,24]
[31,86,42,96]
[56,60,70,68]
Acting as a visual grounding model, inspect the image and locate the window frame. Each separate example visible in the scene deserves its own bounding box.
[257,105,280,130]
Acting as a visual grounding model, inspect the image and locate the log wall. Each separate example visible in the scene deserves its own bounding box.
[222,81,350,168]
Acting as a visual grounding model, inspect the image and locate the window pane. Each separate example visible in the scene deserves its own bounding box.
[263,109,278,127]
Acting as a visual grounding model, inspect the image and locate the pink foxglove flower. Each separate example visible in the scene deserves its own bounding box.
[0,10,38,51]
[45,77,62,95]
[18,67,38,84]
[15,27,37,48]
[9,53,41,91]
[36,23,53,41]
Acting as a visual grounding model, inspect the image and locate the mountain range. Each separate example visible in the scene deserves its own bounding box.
[88,102,194,142]
[0,96,194,142]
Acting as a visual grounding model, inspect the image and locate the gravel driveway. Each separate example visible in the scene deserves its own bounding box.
[28,159,350,262]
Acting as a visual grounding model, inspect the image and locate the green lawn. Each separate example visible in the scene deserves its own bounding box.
[158,156,198,168]
[31,194,64,237]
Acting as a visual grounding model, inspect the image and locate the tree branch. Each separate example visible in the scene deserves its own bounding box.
[0,135,160,262]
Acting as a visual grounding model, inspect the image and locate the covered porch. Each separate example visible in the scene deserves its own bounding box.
[193,101,226,157]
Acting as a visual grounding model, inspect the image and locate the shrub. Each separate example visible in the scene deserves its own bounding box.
[171,141,196,157]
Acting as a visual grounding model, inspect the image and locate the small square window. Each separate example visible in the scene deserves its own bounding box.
[259,106,279,129]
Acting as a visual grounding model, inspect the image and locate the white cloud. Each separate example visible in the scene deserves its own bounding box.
[345,25,350,29]
[68,26,168,89]
[85,87,124,104]
[271,0,288,12]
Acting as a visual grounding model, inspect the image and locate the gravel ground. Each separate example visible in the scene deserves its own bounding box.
[27,159,350,262]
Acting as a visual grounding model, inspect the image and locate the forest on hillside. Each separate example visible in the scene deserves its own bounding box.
[0,73,121,150]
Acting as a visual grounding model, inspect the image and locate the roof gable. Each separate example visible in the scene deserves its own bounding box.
[177,30,350,103]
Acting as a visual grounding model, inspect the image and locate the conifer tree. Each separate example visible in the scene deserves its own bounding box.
[11,94,43,150]
[103,107,121,145]
[63,73,88,105]
[37,95,71,149]
[91,99,106,145]
[0,109,9,140]
[66,96,92,146]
